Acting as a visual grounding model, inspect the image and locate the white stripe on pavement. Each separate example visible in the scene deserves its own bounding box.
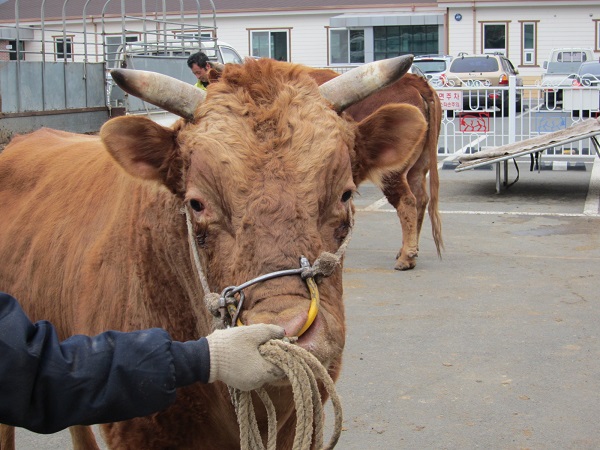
[584,157,600,216]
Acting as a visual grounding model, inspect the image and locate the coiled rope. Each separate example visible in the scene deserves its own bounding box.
[230,339,343,450]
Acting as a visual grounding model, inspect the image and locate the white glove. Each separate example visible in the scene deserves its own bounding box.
[206,324,285,391]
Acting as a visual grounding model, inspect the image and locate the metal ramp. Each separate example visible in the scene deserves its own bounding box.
[455,118,600,193]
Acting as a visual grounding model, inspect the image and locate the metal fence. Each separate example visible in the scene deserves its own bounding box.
[436,77,600,160]
[0,0,219,140]
[0,0,216,114]
[320,66,599,160]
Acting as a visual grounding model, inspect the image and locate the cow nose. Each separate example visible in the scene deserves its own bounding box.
[244,305,309,337]
[243,293,315,338]
[281,313,311,338]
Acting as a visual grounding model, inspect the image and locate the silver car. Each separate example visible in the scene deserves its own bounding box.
[412,55,453,86]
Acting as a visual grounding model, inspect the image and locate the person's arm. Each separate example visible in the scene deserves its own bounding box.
[0,292,284,434]
[0,292,208,433]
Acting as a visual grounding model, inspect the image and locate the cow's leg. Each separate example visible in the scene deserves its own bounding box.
[0,424,15,450]
[393,192,419,270]
[407,163,430,253]
[382,173,419,270]
[69,425,101,450]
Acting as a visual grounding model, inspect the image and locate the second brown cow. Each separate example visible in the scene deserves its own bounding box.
[309,69,444,270]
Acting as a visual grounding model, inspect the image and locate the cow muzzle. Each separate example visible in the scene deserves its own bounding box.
[214,256,321,336]
[184,206,353,337]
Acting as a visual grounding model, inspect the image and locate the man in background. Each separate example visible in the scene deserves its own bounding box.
[187,51,212,90]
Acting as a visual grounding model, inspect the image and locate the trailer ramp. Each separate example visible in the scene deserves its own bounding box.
[455,118,600,193]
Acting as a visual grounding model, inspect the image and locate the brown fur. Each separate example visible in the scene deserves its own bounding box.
[0,59,426,449]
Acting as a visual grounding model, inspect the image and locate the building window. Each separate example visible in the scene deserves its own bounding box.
[8,40,25,60]
[374,25,438,60]
[521,21,537,66]
[250,30,289,61]
[105,35,139,68]
[482,22,507,55]
[329,29,364,64]
[54,36,73,61]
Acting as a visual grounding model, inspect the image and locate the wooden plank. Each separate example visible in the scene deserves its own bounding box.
[456,118,600,172]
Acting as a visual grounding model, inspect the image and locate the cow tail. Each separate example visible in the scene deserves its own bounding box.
[426,92,444,259]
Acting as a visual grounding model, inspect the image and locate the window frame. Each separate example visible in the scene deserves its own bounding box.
[328,27,365,65]
[480,21,510,56]
[8,40,25,61]
[53,35,74,62]
[519,20,539,67]
[248,28,291,61]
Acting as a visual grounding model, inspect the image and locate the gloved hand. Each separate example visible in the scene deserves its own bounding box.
[206,324,285,391]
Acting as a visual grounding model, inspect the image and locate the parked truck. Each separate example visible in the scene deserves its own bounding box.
[108,38,243,112]
[541,48,594,108]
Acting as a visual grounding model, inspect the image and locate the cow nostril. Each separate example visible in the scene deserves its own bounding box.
[281,313,310,338]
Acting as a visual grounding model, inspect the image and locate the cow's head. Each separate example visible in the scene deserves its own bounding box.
[101,57,426,379]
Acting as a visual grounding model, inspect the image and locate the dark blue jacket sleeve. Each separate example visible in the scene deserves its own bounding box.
[0,292,210,434]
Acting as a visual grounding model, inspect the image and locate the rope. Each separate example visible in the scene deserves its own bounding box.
[231,339,343,450]
[300,208,354,282]
[184,206,211,295]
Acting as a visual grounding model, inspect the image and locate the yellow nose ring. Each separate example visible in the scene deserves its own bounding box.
[223,256,320,337]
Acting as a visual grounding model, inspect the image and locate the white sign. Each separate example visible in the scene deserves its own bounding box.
[437,91,463,110]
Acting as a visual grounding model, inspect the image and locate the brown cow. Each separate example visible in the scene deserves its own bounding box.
[310,69,444,270]
[0,57,426,449]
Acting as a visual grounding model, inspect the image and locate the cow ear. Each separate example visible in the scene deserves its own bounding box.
[354,104,427,184]
[100,116,180,186]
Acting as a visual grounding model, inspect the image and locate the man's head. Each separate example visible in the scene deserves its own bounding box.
[187,51,211,83]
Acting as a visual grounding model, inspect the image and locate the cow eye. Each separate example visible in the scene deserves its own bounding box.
[189,199,204,212]
[341,190,353,203]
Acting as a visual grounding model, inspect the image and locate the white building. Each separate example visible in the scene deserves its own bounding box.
[441,0,600,84]
[0,0,598,84]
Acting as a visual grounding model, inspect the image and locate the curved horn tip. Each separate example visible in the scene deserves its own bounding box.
[110,68,126,85]
[383,54,414,78]
[108,68,205,121]
[110,68,136,78]
[319,54,417,112]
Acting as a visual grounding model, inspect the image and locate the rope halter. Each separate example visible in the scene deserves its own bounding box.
[184,206,354,335]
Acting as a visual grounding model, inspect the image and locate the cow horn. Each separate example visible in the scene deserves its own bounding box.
[110,69,206,121]
[319,54,414,112]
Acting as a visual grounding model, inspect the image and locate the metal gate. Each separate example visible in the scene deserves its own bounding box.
[436,77,600,162]
[0,0,216,141]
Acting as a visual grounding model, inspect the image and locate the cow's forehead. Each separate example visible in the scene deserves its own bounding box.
[177,62,356,204]
[180,115,354,217]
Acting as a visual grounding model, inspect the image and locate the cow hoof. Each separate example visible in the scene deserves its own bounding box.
[396,249,418,260]
[394,258,416,271]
